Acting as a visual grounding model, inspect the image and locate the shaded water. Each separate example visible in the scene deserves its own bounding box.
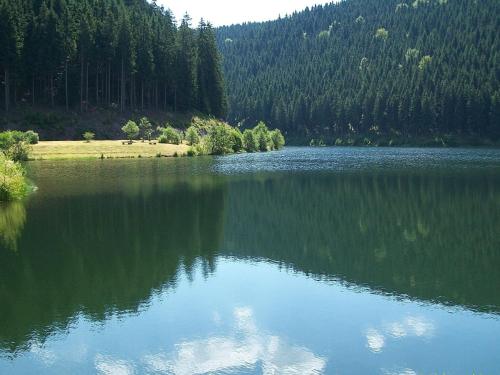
[1,147,499,374]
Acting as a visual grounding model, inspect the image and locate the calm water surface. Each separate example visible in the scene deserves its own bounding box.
[1,147,500,374]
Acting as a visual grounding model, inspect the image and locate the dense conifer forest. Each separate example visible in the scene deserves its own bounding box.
[217,0,500,143]
[0,0,226,117]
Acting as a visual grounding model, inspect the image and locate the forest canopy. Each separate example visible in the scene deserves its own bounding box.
[0,0,227,117]
[217,0,500,142]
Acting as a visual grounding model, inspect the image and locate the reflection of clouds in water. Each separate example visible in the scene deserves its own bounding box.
[365,329,385,353]
[143,307,326,374]
[366,316,435,354]
[95,354,135,375]
[30,343,57,365]
[386,316,435,339]
[382,368,417,375]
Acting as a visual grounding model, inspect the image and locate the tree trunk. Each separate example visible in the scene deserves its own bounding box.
[130,73,133,110]
[164,84,167,111]
[86,63,89,111]
[96,64,99,106]
[32,76,35,106]
[65,60,69,111]
[120,57,125,112]
[50,74,54,107]
[141,80,144,110]
[4,68,9,112]
[155,81,158,110]
[108,63,111,107]
[80,53,84,112]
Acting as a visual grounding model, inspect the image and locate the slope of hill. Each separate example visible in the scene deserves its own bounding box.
[217,0,500,145]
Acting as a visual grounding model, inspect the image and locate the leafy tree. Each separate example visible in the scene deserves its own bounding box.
[230,128,243,152]
[122,120,139,142]
[271,129,285,150]
[185,126,200,145]
[242,129,257,152]
[24,131,39,144]
[139,117,153,141]
[159,126,181,145]
[253,121,271,151]
[83,131,95,142]
[205,122,233,155]
[375,28,388,41]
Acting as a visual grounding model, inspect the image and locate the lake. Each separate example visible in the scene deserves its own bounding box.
[1,147,500,374]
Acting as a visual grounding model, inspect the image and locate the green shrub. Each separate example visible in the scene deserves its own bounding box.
[83,131,95,142]
[231,128,244,152]
[24,130,39,144]
[205,122,234,155]
[253,121,272,151]
[186,148,197,157]
[122,120,139,141]
[243,129,257,152]
[159,126,182,145]
[0,155,29,201]
[270,129,285,150]
[0,131,31,161]
[186,126,200,145]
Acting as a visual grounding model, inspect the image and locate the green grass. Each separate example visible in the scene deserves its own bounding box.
[30,140,189,160]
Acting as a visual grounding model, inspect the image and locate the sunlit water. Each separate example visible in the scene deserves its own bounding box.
[1,147,499,374]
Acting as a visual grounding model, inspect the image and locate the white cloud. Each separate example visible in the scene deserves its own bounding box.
[142,306,326,374]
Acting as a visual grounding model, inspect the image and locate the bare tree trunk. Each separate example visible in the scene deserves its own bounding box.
[164,84,167,111]
[65,60,69,111]
[80,53,84,112]
[120,57,125,111]
[86,63,89,111]
[129,73,133,110]
[4,68,9,112]
[32,76,35,106]
[141,80,144,110]
[96,64,99,106]
[50,74,54,107]
[155,81,158,110]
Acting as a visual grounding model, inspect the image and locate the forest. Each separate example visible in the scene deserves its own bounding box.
[0,0,226,117]
[217,0,500,143]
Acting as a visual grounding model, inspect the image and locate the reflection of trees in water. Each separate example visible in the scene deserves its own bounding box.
[0,202,26,251]
[223,171,500,313]
[0,181,226,354]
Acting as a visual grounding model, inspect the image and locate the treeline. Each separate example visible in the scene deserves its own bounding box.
[0,0,226,116]
[217,0,500,142]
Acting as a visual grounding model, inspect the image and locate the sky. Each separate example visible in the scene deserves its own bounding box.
[155,0,329,27]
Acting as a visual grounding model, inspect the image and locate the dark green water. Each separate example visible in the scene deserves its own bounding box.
[1,147,499,374]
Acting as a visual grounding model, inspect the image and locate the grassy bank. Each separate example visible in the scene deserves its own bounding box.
[31,141,189,160]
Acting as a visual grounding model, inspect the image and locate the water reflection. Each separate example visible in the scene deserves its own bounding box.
[224,171,500,313]
[0,177,225,353]
[0,153,499,373]
[0,202,26,251]
[366,316,435,353]
[142,307,325,375]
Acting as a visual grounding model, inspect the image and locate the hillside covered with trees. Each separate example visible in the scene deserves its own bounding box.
[217,0,500,144]
[0,0,226,118]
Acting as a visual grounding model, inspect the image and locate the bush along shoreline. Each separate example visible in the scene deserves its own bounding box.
[0,130,38,201]
[113,117,285,156]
